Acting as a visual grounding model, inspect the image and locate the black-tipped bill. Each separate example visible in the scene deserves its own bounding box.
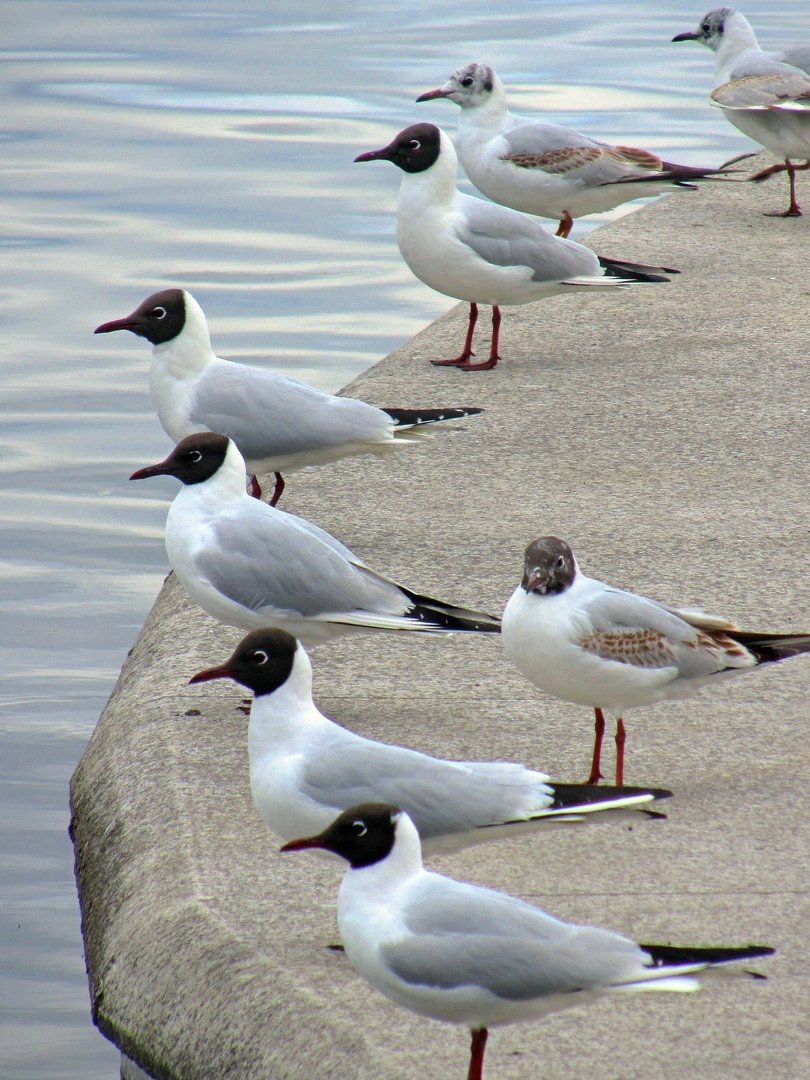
[671,30,700,41]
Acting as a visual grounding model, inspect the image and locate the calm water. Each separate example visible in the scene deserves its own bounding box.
[1,1,804,1075]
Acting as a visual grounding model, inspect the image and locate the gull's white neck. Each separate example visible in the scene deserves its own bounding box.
[456,75,512,140]
[398,130,460,218]
[712,13,763,84]
[152,290,215,380]
[173,439,249,517]
[248,647,330,757]
[339,812,425,907]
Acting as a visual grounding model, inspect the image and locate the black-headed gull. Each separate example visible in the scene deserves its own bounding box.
[416,63,725,238]
[282,803,773,1080]
[502,536,810,785]
[95,288,482,504]
[189,628,671,854]
[673,9,810,216]
[129,432,501,644]
[355,123,675,371]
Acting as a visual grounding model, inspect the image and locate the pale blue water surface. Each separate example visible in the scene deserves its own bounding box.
[0,1,805,1075]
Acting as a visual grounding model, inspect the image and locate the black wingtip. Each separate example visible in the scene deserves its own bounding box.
[640,943,776,968]
[384,406,484,427]
[548,783,673,810]
[598,256,679,283]
[404,590,502,633]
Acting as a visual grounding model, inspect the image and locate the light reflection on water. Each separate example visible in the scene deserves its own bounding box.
[0,1,803,1075]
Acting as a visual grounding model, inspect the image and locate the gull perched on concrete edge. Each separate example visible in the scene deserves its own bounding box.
[129,432,501,645]
[502,536,810,785]
[282,803,773,1080]
[96,288,483,505]
[355,123,676,371]
[416,62,729,238]
[673,8,810,216]
[189,628,671,855]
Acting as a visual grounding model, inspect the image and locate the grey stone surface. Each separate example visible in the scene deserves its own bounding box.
[72,158,810,1079]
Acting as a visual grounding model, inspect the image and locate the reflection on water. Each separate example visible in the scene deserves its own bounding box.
[0,1,803,1075]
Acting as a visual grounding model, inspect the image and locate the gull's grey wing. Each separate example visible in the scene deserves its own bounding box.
[578,584,754,677]
[776,46,810,77]
[190,360,392,462]
[500,121,609,157]
[457,194,600,282]
[299,738,552,838]
[712,71,810,108]
[384,878,646,999]
[195,504,408,618]
[501,125,663,186]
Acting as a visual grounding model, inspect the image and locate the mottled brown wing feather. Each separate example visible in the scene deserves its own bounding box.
[610,145,663,171]
[580,628,679,668]
[580,627,753,670]
[503,146,604,174]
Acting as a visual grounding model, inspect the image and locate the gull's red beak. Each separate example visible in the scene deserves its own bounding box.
[188,664,234,686]
[280,834,327,853]
[129,458,172,481]
[94,314,138,335]
[415,87,453,102]
[354,146,392,163]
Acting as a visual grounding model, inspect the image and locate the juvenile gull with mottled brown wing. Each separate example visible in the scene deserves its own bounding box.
[674,8,810,215]
[502,536,810,785]
[416,62,727,237]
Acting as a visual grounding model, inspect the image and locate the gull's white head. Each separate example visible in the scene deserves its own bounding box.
[416,62,503,111]
[672,8,754,55]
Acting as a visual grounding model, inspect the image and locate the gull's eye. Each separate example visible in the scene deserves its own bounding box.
[350,820,368,837]
[252,649,269,666]
[702,22,711,33]
[150,306,167,320]
[187,449,202,462]
[407,138,421,151]
[555,555,565,570]
[460,76,474,88]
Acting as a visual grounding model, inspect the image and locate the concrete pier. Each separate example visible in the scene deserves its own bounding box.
[72,159,810,1079]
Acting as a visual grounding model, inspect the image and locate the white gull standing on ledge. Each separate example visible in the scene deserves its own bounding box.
[502,536,810,785]
[96,288,482,504]
[189,628,671,854]
[673,8,810,216]
[129,432,501,644]
[416,62,727,238]
[282,803,773,1080]
[355,123,675,370]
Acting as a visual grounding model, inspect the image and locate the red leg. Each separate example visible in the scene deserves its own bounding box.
[432,303,479,366]
[587,708,605,785]
[759,158,807,217]
[268,471,285,506]
[248,475,262,499]
[468,1028,488,1080]
[614,717,626,786]
[453,306,501,371]
[555,211,574,238]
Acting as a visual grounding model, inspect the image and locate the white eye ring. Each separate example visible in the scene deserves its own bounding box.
[555,555,565,570]
[351,820,368,837]
[408,139,421,150]
[253,649,268,665]
[152,306,167,319]
[188,449,202,462]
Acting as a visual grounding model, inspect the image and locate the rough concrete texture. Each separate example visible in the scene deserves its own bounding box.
[72,156,810,1080]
